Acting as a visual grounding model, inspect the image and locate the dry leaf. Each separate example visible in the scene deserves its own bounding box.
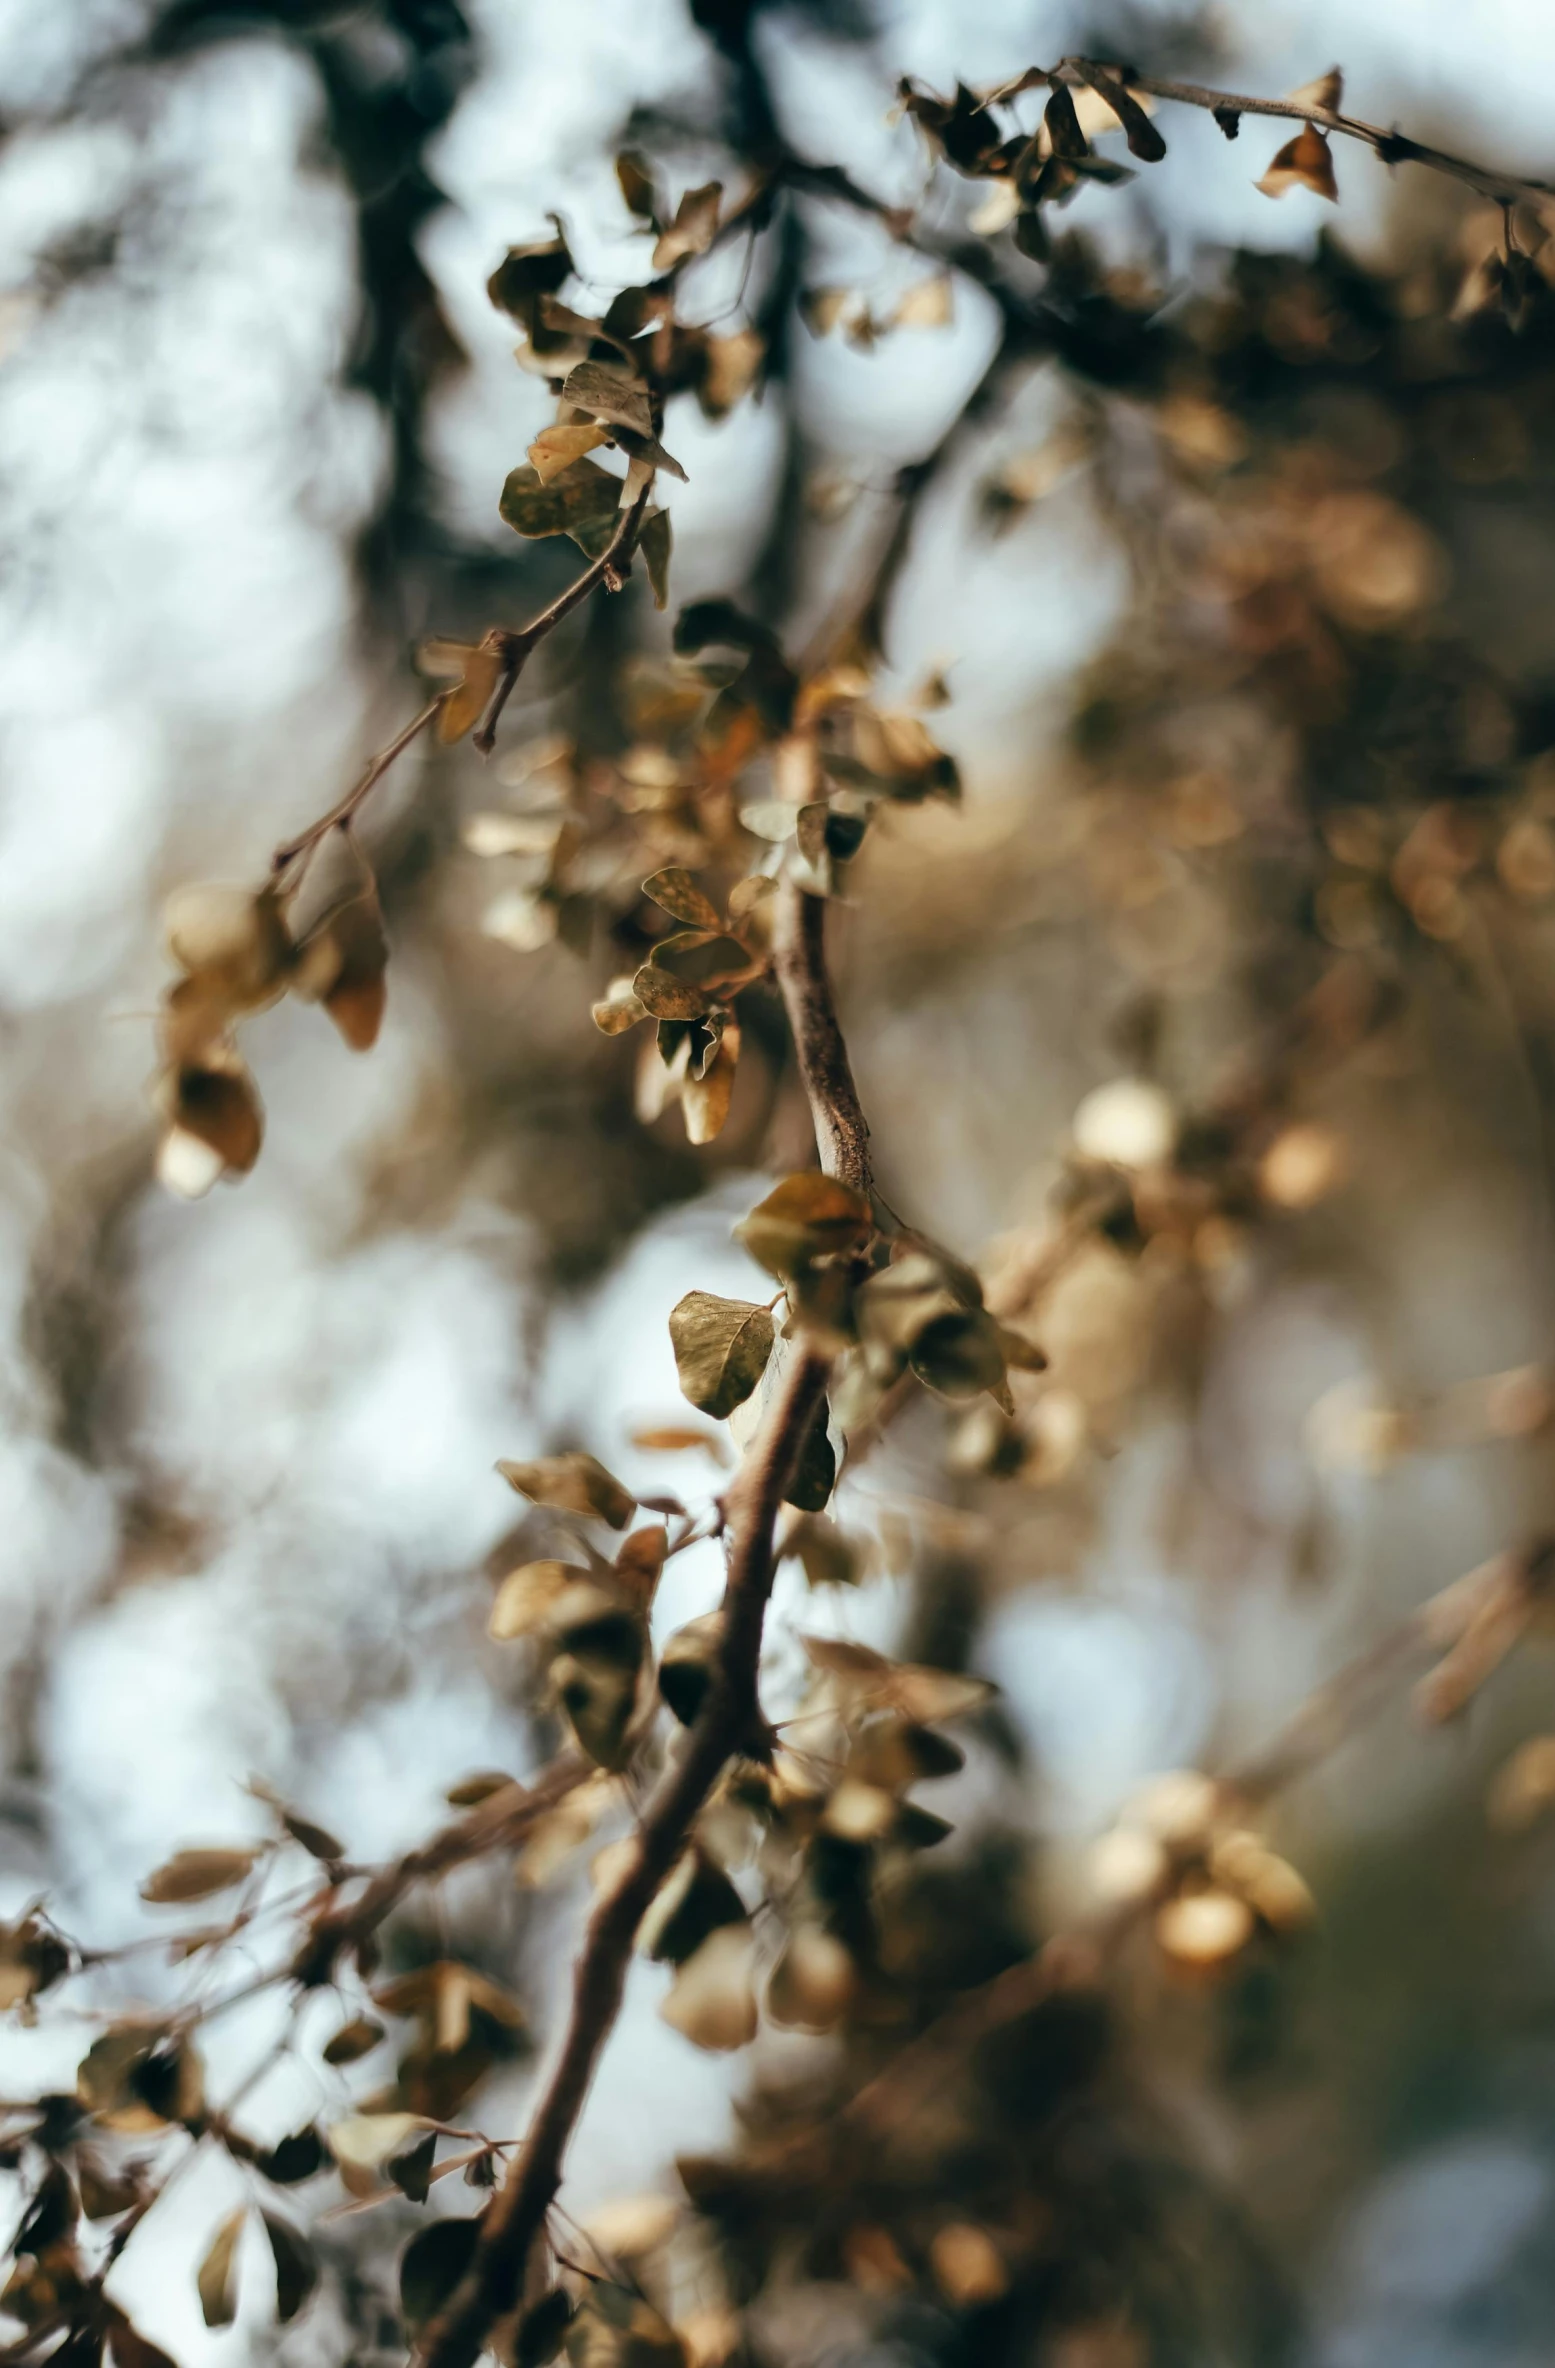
[652,182,722,271]
[422,639,504,743]
[140,1846,259,1905]
[1257,122,1338,201]
[530,423,611,482]
[660,1925,758,2052]
[497,1453,636,1529]
[489,1559,585,1642]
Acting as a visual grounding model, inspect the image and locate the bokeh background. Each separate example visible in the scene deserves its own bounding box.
[4,1,1555,2361]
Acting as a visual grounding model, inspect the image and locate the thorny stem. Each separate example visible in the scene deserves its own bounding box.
[415,890,863,2368]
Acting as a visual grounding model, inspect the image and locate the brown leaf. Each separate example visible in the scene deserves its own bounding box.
[489,1559,588,1641]
[140,1846,259,1905]
[530,423,610,483]
[496,1454,636,1529]
[498,458,622,551]
[1071,63,1167,161]
[641,507,673,610]
[633,963,710,1021]
[561,359,653,438]
[659,1926,757,2052]
[1257,122,1338,201]
[487,228,573,319]
[163,883,291,1006]
[682,1021,739,1145]
[614,1524,669,1606]
[262,2211,317,2323]
[400,2216,481,2335]
[643,868,722,930]
[616,150,659,224]
[105,2312,180,2368]
[734,1173,873,1280]
[422,639,505,744]
[321,2014,384,2066]
[593,976,651,1036]
[652,181,722,271]
[156,1044,264,1188]
[1286,67,1343,112]
[319,889,388,1052]
[669,1292,774,1418]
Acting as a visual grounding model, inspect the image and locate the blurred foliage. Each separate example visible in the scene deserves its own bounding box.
[7,5,1555,2367]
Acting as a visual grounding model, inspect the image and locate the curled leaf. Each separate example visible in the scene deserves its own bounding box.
[652,181,722,271]
[487,228,573,318]
[530,423,611,483]
[561,360,653,439]
[1257,122,1338,201]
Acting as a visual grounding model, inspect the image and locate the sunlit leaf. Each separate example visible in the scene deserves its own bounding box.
[669,1292,774,1418]
[490,1558,585,1642]
[734,1174,872,1280]
[530,423,611,483]
[660,1925,757,2052]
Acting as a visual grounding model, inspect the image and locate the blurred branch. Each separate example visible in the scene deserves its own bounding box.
[1049,60,1555,213]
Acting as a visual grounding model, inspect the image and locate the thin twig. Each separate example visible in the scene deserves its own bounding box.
[271,698,443,882]
[472,484,653,755]
[1043,58,1555,213]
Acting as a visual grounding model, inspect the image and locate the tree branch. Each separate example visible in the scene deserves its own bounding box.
[416,1345,827,2368]
[471,484,652,756]
[772,881,873,1196]
[416,888,866,2368]
[269,488,654,884]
